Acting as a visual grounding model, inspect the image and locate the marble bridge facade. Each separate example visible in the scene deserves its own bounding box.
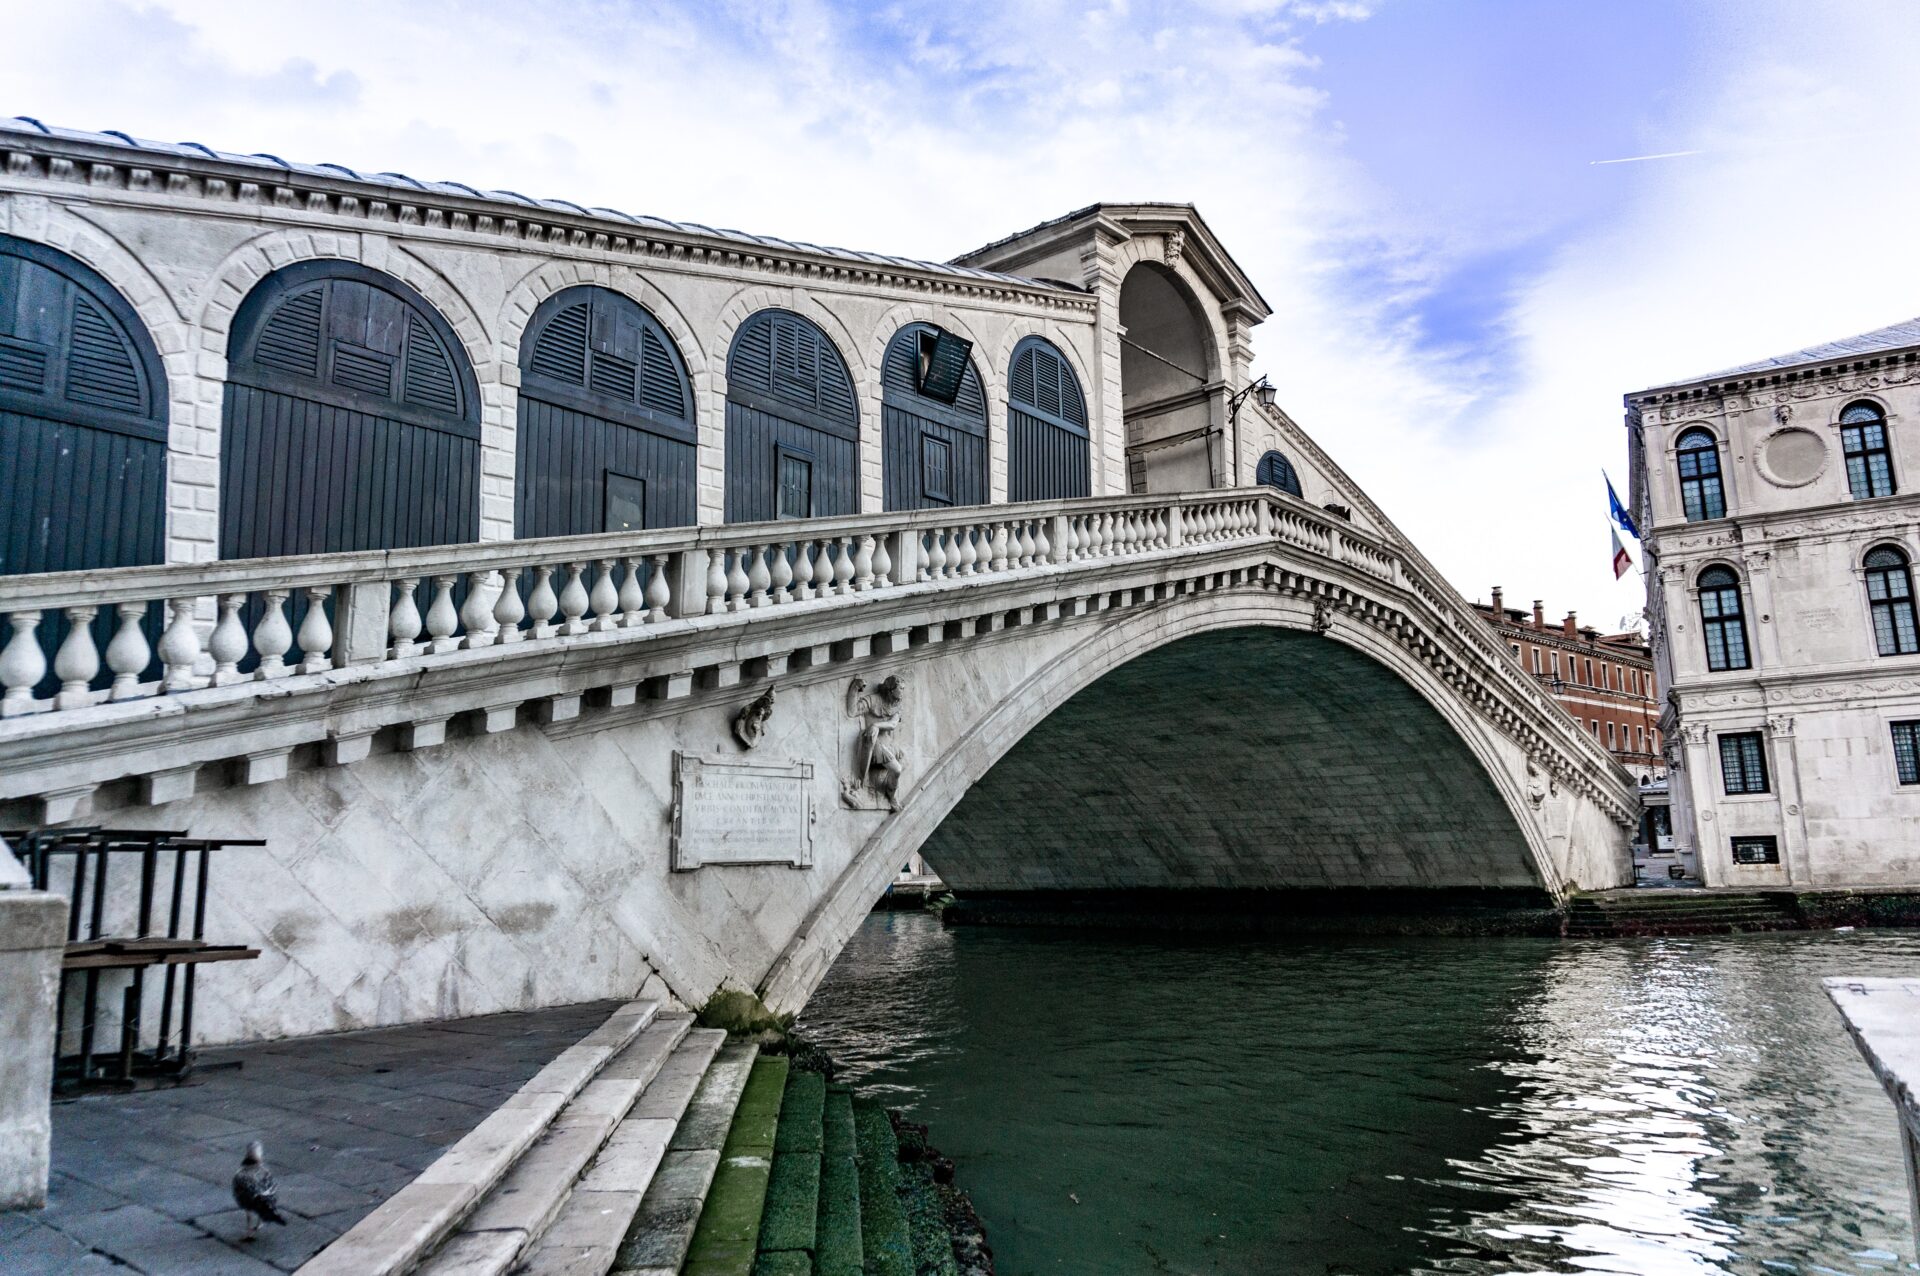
[0,120,1635,1046]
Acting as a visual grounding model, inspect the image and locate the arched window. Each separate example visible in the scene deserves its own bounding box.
[1841,401,1897,499]
[223,261,480,558]
[1007,336,1089,502]
[1,234,168,696]
[516,287,696,536]
[1697,565,1750,671]
[1255,450,1302,497]
[881,323,987,510]
[1865,545,1919,656]
[1676,428,1725,521]
[725,309,858,522]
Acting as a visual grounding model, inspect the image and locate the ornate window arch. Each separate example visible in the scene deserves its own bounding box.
[1675,427,1725,522]
[1841,400,1897,500]
[723,308,859,522]
[1255,450,1303,498]
[1006,335,1090,502]
[516,285,696,536]
[1696,564,1750,671]
[1865,544,1919,656]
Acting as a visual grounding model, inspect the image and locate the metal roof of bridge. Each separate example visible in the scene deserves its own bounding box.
[2,117,1077,294]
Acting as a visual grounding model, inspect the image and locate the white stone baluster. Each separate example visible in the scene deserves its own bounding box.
[526,566,558,638]
[389,579,424,657]
[741,545,767,608]
[956,526,978,577]
[645,555,671,622]
[619,557,647,625]
[425,576,461,653]
[792,541,816,601]
[209,594,247,684]
[1,612,46,715]
[461,572,498,648]
[769,543,794,604]
[253,590,293,679]
[705,548,730,615]
[1033,519,1052,564]
[159,598,200,692]
[832,537,856,595]
[590,559,621,631]
[1012,522,1031,568]
[872,536,892,588]
[53,607,101,710]
[558,563,590,635]
[106,601,151,700]
[925,530,947,580]
[299,587,334,672]
[988,523,1008,573]
[491,567,526,643]
[853,536,875,591]
[726,548,752,612]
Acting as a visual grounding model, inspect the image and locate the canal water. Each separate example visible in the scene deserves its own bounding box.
[796,911,1920,1276]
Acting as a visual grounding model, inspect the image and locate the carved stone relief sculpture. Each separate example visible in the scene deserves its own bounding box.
[732,688,776,750]
[841,675,908,811]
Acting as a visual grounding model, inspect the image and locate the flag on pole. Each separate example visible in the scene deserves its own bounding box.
[1606,472,1639,539]
[1611,525,1632,580]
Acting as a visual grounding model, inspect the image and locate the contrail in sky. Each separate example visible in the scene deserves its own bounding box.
[1590,149,1706,165]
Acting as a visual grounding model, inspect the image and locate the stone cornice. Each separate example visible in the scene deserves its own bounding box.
[1646,492,1920,553]
[0,130,1097,315]
[1628,348,1920,413]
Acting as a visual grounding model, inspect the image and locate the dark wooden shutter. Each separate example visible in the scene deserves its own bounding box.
[1257,450,1302,497]
[1007,336,1089,502]
[221,261,480,560]
[724,309,859,523]
[880,323,987,511]
[516,286,697,537]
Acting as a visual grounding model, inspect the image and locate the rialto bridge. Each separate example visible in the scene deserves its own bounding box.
[0,119,1634,1045]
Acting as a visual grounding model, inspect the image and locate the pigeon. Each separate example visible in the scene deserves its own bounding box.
[232,1141,286,1237]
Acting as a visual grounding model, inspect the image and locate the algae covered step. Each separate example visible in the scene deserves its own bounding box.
[852,1097,914,1276]
[814,1088,863,1276]
[682,1054,790,1276]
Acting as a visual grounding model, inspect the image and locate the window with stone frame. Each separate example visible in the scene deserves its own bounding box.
[1841,402,1897,499]
[1719,732,1770,795]
[1892,720,1920,786]
[1697,566,1751,671]
[1676,428,1726,521]
[1865,545,1920,656]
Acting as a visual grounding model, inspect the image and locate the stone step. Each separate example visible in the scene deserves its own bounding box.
[609,1040,760,1276]
[756,1070,826,1270]
[298,999,661,1276]
[412,1012,696,1276]
[513,1027,728,1276]
[815,1088,864,1276]
[851,1098,913,1276]
[682,1055,791,1276]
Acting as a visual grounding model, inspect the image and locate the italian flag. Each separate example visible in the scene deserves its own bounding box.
[1612,525,1632,580]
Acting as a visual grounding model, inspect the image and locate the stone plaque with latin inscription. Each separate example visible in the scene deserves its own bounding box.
[1799,607,1842,632]
[671,752,814,871]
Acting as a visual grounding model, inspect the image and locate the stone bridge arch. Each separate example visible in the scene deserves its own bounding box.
[757,589,1576,1015]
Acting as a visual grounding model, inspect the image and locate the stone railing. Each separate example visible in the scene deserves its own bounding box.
[0,491,1269,723]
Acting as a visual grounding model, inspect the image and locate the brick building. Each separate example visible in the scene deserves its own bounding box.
[1471,587,1666,785]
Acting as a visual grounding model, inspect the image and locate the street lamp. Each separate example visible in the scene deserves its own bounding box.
[1226,375,1278,428]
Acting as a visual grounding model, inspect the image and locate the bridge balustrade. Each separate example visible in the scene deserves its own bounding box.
[0,491,1271,722]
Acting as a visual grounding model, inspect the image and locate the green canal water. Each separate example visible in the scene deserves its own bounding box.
[795,911,1920,1276]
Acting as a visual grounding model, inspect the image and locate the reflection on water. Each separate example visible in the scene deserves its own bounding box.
[797,913,1920,1276]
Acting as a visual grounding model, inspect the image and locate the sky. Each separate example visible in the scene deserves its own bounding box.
[6,0,1920,628]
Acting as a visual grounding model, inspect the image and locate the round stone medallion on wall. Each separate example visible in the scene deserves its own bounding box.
[1756,426,1828,488]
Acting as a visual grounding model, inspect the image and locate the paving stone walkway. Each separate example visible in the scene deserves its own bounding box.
[0,999,623,1276]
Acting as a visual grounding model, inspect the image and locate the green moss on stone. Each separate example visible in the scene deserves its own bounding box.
[816,1089,864,1276]
[684,1154,772,1276]
[853,1099,913,1276]
[752,1252,813,1276]
[774,1070,826,1154]
[902,1166,959,1276]
[722,1056,791,1159]
[700,987,795,1037]
[758,1150,821,1254]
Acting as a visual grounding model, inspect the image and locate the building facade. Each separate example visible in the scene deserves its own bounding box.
[1472,589,1665,781]
[1629,317,1920,888]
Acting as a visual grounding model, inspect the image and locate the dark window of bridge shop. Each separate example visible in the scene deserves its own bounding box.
[1,233,169,696]
[777,446,814,520]
[1891,721,1920,785]
[881,322,986,510]
[1841,401,1897,499]
[1676,427,1725,521]
[725,309,858,522]
[222,260,480,558]
[1719,731,1770,795]
[1865,545,1920,657]
[1007,335,1090,502]
[1255,449,1303,497]
[1697,565,1751,671]
[517,286,696,537]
